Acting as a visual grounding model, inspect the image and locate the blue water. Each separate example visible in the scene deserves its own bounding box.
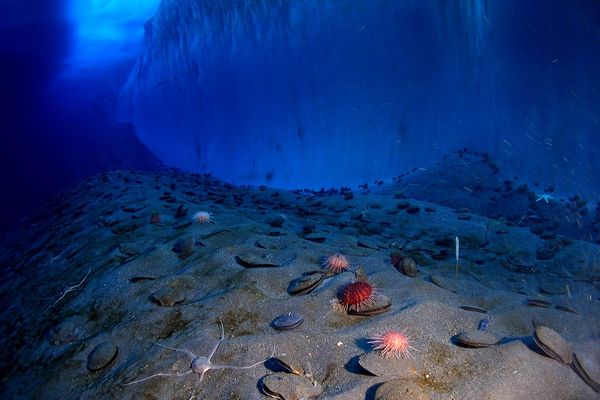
[0,2,599,397]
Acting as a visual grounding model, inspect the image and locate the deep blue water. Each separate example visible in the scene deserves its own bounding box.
[0,0,599,234]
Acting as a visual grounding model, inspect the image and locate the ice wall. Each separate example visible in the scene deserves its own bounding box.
[120,0,600,195]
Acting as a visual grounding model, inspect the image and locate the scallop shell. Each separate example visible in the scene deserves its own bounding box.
[347,293,391,316]
[400,257,418,277]
[87,341,119,371]
[454,330,498,348]
[358,352,420,378]
[375,379,430,400]
[571,352,600,392]
[533,325,572,365]
[287,273,324,296]
[272,313,304,331]
[172,237,194,259]
[272,356,305,376]
[49,321,79,345]
[235,253,281,268]
[260,372,322,400]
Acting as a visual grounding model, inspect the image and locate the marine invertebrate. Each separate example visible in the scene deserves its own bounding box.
[368,330,416,359]
[323,253,349,274]
[193,211,211,224]
[340,280,375,312]
[45,266,92,313]
[125,320,273,388]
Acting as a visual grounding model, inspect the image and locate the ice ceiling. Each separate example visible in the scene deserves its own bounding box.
[112,1,597,195]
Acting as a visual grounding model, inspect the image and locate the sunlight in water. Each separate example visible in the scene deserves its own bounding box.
[64,0,160,76]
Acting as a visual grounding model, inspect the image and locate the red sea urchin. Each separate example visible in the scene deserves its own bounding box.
[340,280,376,312]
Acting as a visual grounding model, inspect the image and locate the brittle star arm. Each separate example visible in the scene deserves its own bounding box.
[47,266,92,309]
[210,342,276,370]
[152,341,197,360]
[207,319,226,360]
[124,370,193,385]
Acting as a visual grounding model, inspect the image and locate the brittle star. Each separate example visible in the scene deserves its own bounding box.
[44,266,91,313]
[125,320,274,392]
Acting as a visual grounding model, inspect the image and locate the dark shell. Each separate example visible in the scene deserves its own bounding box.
[454,330,498,348]
[260,372,322,400]
[375,379,429,400]
[266,214,286,228]
[358,352,420,378]
[357,238,382,250]
[571,353,600,393]
[302,233,326,243]
[255,238,286,250]
[172,237,194,259]
[396,200,410,209]
[459,305,488,314]
[272,356,305,375]
[87,342,119,371]
[554,305,578,314]
[49,321,79,345]
[533,325,572,364]
[128,276,157,283]
[400,257,418,277]
[235,253,280,268]
[390,252,403,268]
[526,298,552,308]
[347,293,391,316]
[430,275,458,293]
[201,229,231,239]
[288,273,324,296]
[272,313,304,331]
[175,204,189,218]
[119,242,141,256]
[406,205,420,214]
[111,221,142,234]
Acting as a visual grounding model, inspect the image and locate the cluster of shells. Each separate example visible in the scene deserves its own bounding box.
[532,323,599,393]
[260,356,323,399]
[450,312,599,395]
[453,318,599,394]
[287,254,391,317]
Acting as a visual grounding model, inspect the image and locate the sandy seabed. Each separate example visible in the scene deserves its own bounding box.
[0,162,598,399]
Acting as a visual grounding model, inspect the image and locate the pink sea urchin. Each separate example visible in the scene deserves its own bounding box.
[368,330,416,359]
[193,211,211,224]
[323,253,349,274]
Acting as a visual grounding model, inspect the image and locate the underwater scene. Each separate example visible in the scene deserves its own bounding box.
[1,1,599,399]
